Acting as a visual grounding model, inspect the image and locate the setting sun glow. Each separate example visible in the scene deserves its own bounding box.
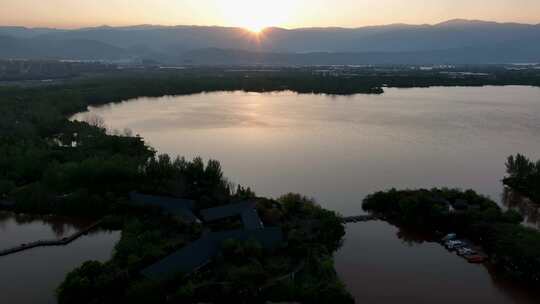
[216,0,299,33]
[245,24,265,34]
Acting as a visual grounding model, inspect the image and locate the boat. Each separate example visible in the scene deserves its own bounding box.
[441,233,457,242]
[466,255,487,263]
[457,247,476,256]
[445,240,467,250]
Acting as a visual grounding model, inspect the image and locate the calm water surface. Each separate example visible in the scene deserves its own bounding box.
[0,212,120,304]
[75,86,540,303]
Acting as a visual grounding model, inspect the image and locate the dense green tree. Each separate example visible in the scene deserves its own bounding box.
[504,154,540,202]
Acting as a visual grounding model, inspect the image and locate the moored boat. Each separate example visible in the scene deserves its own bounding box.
[445,240,467,250]
[466,255,487,263]
[441,233,457,242]
[457,247,476,257]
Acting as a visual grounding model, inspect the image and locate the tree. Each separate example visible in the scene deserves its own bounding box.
[506,154,534,179]
[81,113,106,129]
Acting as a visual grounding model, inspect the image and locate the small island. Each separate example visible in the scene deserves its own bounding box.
[2,153,352,303]
[55,174,352,303]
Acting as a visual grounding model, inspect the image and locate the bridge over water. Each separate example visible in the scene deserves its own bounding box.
[341,215,378,224]
[0,214,378,257]
[0,221,102,257]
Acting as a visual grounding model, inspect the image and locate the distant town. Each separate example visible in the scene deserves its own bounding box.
[1,59,539,86]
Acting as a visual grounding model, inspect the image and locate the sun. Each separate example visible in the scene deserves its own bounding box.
[244,22,266,34]
[216,0,298,33]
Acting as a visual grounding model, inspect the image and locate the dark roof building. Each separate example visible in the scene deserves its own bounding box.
[142,227,283,280]
[129,192,199,223]
[142,237,217,280]
[240,208,264,230]
[200,201,256,221]
[142,200,281,280]
[200,201,264,230]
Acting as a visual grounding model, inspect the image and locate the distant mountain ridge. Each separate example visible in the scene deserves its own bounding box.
[1,19,539,64]
[0,35,128,60]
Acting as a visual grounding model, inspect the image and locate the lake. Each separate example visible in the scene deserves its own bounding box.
[0,212,120,304]
[74,86,540,303]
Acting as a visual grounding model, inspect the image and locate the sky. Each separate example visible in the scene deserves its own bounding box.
[2,0,540,31]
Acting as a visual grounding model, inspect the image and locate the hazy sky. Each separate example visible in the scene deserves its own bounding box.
[2,0,539,30]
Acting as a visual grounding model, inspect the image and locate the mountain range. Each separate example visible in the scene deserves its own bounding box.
[1,19,539,64]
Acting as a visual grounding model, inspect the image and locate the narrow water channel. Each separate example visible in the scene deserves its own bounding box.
[0,212,120,304]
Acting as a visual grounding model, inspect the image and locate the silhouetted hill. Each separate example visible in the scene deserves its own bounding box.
[1,20,539,64]
[178,44,540,65]
[0,35,129,60]
[0,26,62,38]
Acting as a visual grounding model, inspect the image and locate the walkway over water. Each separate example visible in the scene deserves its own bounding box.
[341,215,378,224]
[0,221,102,257]
[0,214,374,257]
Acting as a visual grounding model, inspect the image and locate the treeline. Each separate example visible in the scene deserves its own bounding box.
[0,78,241,215]
[363,188,540,285]
[7,153,238,217]
[504,154,540,203]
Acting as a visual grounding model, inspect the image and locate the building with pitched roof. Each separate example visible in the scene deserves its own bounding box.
[200,201,263,230]
[142,227,283,280]
[141,199,282,280]
[129,192,200,223]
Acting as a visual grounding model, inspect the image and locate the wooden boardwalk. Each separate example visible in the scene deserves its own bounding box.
[0,214,376,257]
[341,215,378,224]
[0,220,102,257]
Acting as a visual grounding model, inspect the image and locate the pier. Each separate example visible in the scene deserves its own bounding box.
[0,215,375,257]
[0,220,102,257]
[341,215,378,224]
